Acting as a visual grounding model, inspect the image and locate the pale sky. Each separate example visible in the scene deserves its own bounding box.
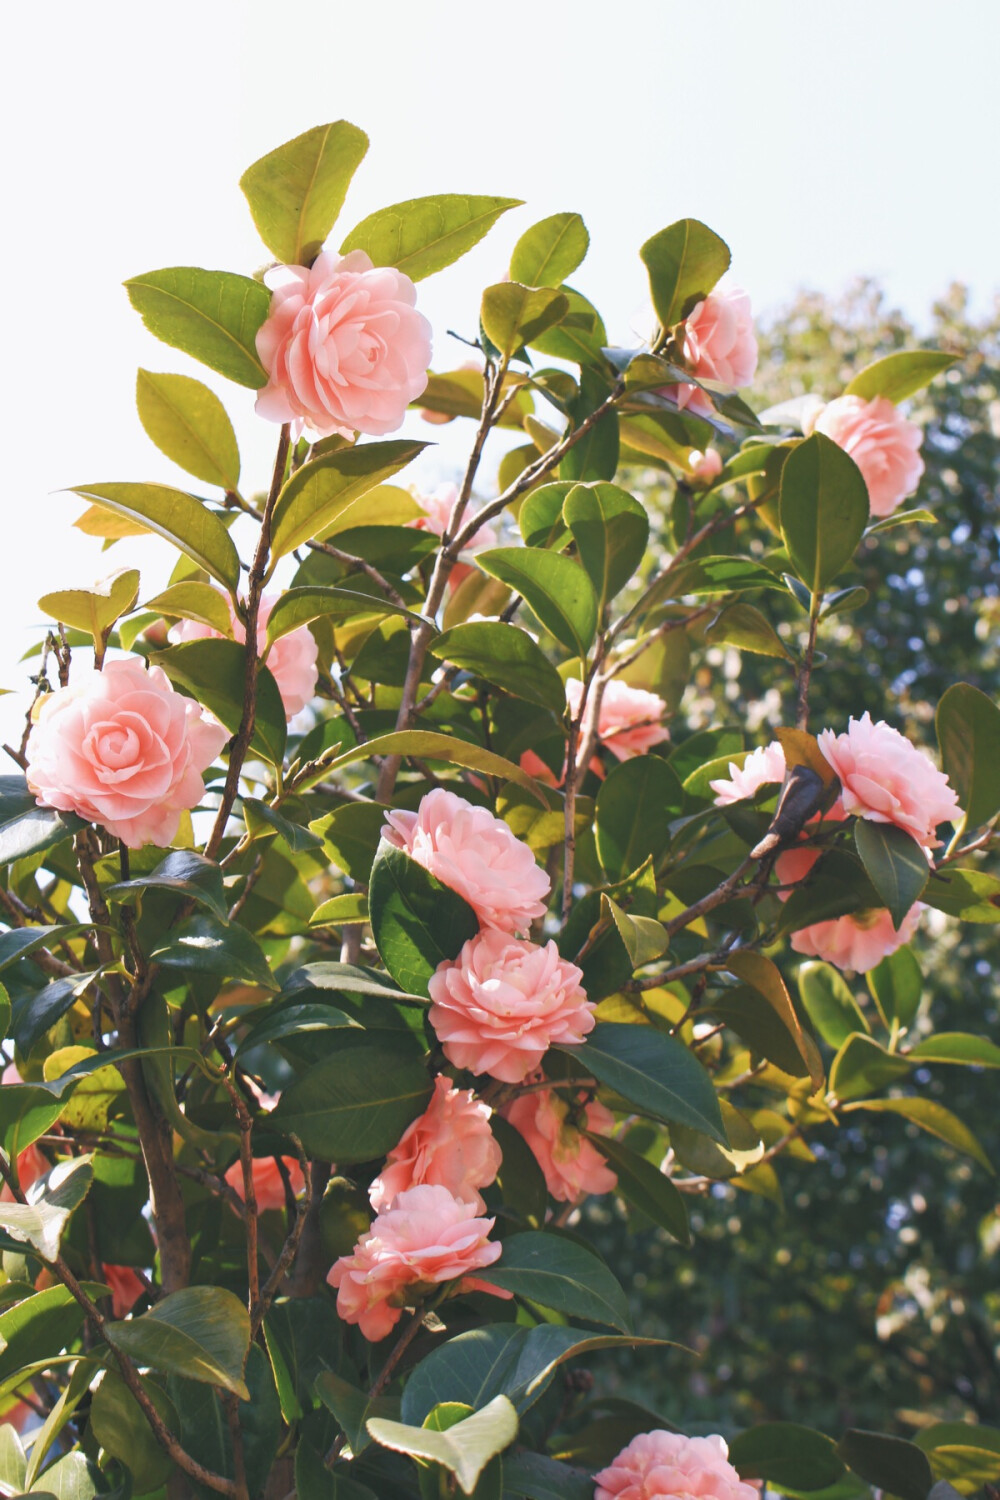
[2,0,997,749]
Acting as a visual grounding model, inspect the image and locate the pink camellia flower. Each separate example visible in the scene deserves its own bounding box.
[170,592,318,719]
[25,658,228,850]
[566,679,670,764]
[428,929,595,1084]
[688,448,723,485]
[409,482,499,589]
[101,1264,145,1319]
[1,1142,49,1202]
[807,395,924,518]
[710,741,788,806]
[369,1075,502,1213]
[595,1430,760,1500]
[504,1083,617,1203]
[817,713,960,850]
[224,1154,306,1215]
[328,1184,503,1342]
[791,903,922,974]
[255,249,432,439]
[666,286,758,416]
[382,788,551,935]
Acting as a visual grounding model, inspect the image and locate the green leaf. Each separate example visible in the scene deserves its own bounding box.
[263,1295,344,1422]
[265,585,422,646]
[234,999,358,1059]
[844,349,959,403]
[0,922,108,976]
[90,1370,178,1494]
[167,1344,280,1496]
[475,547,598,659]
[705,602,795,661]
[559,368,619,484]
[603,897,669,969]
[867,944,922,1030]
[829,1033,911,1101]
[38,570,139,643]
[730,1423,844,1491]
[518,481,575,549]
[854,820,929,928]
[315,1369,399,1457]
[367,1397,518,1496]
[780,432,870,592]
[243,797,324,854]
[68,482,240,592]
[341,194,522,281]
[106,848,229,924]
[0,776,81,867]
[562,483,648,612]
[670,1100,765,1181]
[866,506,937,534]
[144,580,235,635]
[662,555,786,598]
[481,283,568,359]
[240,120,369,264]
[0,1155,94,1262]
[152,912,277,991]
[124,267,270,387]
[838,1429,934,1500]
[0,1284,99,1385]
[27,1450,105,1499]
[369,841,479,996]
[907,1032,1000,1068]
[589,1133,690,1243]
[557,1023,727,1144]
[485,1232,631,1332]
[936,682,1000,831]
[510,212,589,288]
[490,1115,548,1228]
[270,441,427,559]
[429,622,566,714]
[532,286,608,369]
[136,369,241,489]
[106,1284,251,1397]
[503,1452,593,1500]
[305,730,553,806]
[723,949,823,1086]
[310,802,385,881]
[799,960,871,1048]
[595,756,683,881]
[842,1096,993,1172]
[152,638,287,766]
[640,218,731,327]
[270,1029,431,1161]
[916,1422,1000,1494]
[923,866,1000,922]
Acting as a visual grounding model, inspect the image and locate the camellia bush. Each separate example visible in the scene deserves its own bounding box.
[0,121,998,1500]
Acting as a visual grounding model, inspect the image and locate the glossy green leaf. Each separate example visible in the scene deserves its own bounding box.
[510,212,589,288]
[265,585,422,646]
[307,729,553,805]
[90,1369,178,1494]
[518,481,575,548]
[136,369,241,489]
[0,922,108,976]
[485,1231,631,1332]
[842,1097,993,1172]
[263,1295,344,1423]
[917,1422,1000,1493]
[310,802,385,880]
[837,1428,934,1500]
[107,848,229,923]
[240,120,369,263]
[936,682,1000,831]
[144,580,234,636]
[866,506,937,534]
[341,195,521,281]
[589,1133,690,1243]
[243,797,324,853]
[730,1422,844,1491]
[68,482,240,591]
[603,896,669,969]
[563,483,648,612]
[476,547,597,658]
[595,755,683,880]
[799,961,871,1048]
[867,944,923,1030]
[503,1451,593,1500]
[780,432,870,592]
[151,912,277,990]
[724,949,823,1086]
[152,638,286,766]
[429,621,566,713]
[369,841,479,995]
[844,349,959,404]
[106,1285,251,1398]
[531,286,608,368]
[39,569,139,642]
[559,367,619,484]
[908,1032,1000,1068]
[481,283,568,358]
[367,1396,517,1496]
[640,218,731,327]
[0,776,82,867]
[923,866,1000,922]
[167,1345,280,1496]
[662,555,786,598]
[705,602,795,661]
[558,1023,727,1143]
[234,1000,358,1059]
[0,1284,103,1385]
[315,1369,399,1457]
[0,1155,93,1261]
[270,1029,431,1161]
[270,441,427,558]
[829,1033,912,1101]
[854,819,929,928]
[124,266,270,387]
[670,1100,765,1181]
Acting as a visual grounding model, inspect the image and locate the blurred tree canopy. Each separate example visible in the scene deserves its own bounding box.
[590,280,1000,1437]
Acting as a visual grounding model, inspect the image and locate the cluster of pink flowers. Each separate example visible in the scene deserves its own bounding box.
[368,1075,502,1213]
[503,1081,617,1203]
[595,1430,759,1500]
[170,591,319,720]
[26,658,228,849]
[711,716,958,972]
[254,249,432,439]
[806,394,924,517]
[665,285,758,416]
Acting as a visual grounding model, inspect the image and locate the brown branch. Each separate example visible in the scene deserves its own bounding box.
[662,855,756,940]
[223,1394,250,1500]
[795,596,821,730]
[252,1137,311,1339]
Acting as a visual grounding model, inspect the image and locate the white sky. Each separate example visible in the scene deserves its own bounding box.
[2,0,998,750]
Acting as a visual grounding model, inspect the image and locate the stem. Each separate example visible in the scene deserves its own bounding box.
[662,855,755,940]
[795,594,822,730]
